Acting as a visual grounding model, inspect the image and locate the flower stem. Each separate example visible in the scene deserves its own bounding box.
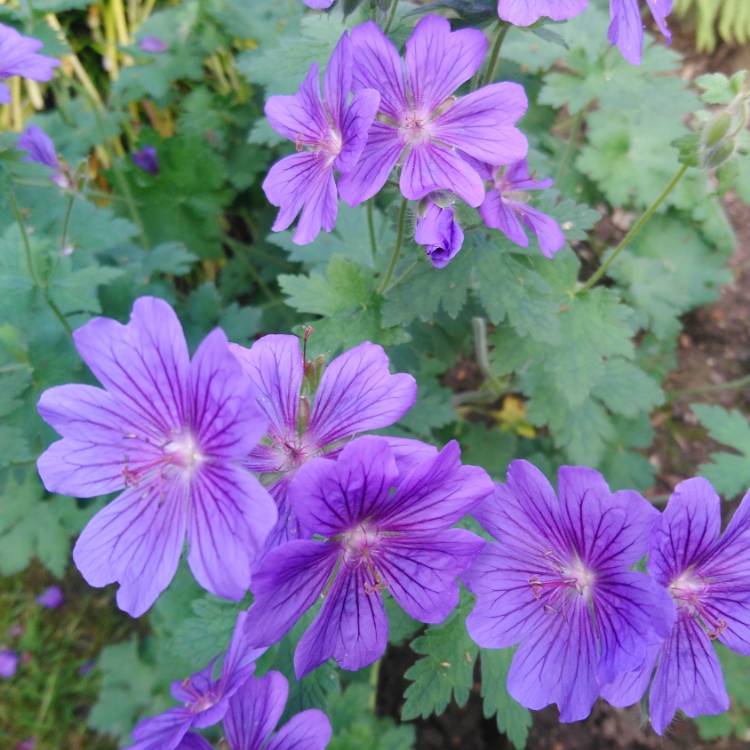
[369,658,381,713]
[378,197,408,295]
[367,199,378,260]
[555,109,584,184]
[383,0,398,34]
[10,190,72,336]
[481,22,510,88]
[669,374,750,400]
[60,189,77,253]
[577,164,689,295]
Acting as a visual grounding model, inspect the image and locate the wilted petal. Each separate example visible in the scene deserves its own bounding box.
[308,341,416,446]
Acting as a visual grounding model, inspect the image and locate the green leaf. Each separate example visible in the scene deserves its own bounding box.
[402,597,478,720]
[591,358,663,418]
[142,242,199,277]
[692,404,750,498]
[480,649,531,749]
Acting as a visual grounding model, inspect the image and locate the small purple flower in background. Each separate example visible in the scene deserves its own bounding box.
[263,32,380,245]
[177,670,333,750]
[465,460,674,721]
[36,585,64,609]
[415,198,464,268]
[17,126,69,188]
[15,740,35,750]
[138,35,168,53]
[497,0,588,25]
[244,436,493,678]
[126,613,263,750]
[602,478,750,734]
[338,15,528,208]
[608,0,673,65]
[477,158,565,258]
[0,23,58,103]
[0,649,18,679]
[230,334,418,546]
[36,296,277,617]
[132,145,159,175]
[304,0,336,8]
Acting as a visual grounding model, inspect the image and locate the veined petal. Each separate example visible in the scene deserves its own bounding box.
[433,83,528,165]
[264,709,333,750]
[405,15,487,112]
[187,464,277,601]
[125,708,193,750]
[512,203,566,258]
[244,540,339,646]
[478,190,529,248]
[294,564,388,677]
[335,88,380,175]
[73,481,188,617]
[265,63,327,145]
[337,122,402,206]
[225,671,288,750]
[290,437,398,536]
[350,20,407,120]
[175,735,213,750]
[324,33,352,126]
[309,341,416,447]
[601,643,659,708]
[608,0,645,65]
[378,529,484,623]
[497,0,588,25]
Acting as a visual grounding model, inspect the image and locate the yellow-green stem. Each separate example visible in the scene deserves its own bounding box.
[369,658,381,713]
[378,197,408,294]
[481,22,510,87]
[367,199,377,260]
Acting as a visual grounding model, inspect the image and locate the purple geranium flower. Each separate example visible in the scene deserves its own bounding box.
[230,335,418,546]
[132,145,159,174]
[304,0,336,7]
[243,436,493,678]
[36,296,276,617]
[497,0,588,25]
[17,126,68,188]
[138,35,168,53]
[126,613,263,750]
[415,198,464,268]
[338,15,528,208]
[36,585,64,609]
[263,32,380,245]
[609,0,673,65]
[602,478,750,734]
[477,158,565,258]
[465,460,674,721]
[0,649,18,679]
[178,670,332,750]
[0,23,58,103]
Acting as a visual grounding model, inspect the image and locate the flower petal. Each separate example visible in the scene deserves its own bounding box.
[478,190,529,248]
[514,204,566,258]
[176,734,213,750]
[378,528,484,623]
[497,0,588,25]
[264,710,333,750]
[265,63,327,145]
[607,0,644,65]
[433,83,528,165]
[324,33,351,125]
[335,88,381,175]
[187,464,277,601]
[244,540,339,647]
[294,564,388,677]
[601,643,659,708]
[125,708,193,750]
[73,482,187,617]
[308,341,416,447]
[225,671,288,750]
[405,15,487,112]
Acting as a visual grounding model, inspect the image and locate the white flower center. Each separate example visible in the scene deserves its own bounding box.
[165,432,205,474]
[399,109,433,145]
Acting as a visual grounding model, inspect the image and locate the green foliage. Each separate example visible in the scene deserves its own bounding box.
[696,645,750,739]
[692,404,750,498]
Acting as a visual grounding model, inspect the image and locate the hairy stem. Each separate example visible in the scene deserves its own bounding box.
[577,164,689,295]
[378,197,408,295]
[369,658,381,713]
[367,199,378,260]
[481,22,510,88]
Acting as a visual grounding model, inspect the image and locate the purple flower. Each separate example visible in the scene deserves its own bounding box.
[138,35,168,53]
[243,436,493,678]
[304,0,336,7]
[36,585,64,609]
[414,198,464,268]
[0,23,58,103]
[17,126,69,188]
[465,460,674,721]
[36,297,277,617]
[477,158,565,258]
[15,740,36,750]
[0,649,18,679]
[230,335,418,546]
[263,32,380,245]
[608,0,673,65]
[602,478,750,734]
[497,0,588,25]
[126,613,263,750]
[338,15,528,208]
[132,146,159,175]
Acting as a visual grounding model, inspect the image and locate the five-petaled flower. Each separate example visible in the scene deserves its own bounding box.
[602,477,750,734]
[465,460,674,721]
[338,15,528,208]
[36,296,277,616]
[243,436,493,678]
[263,32,380,245]
[230,334,419,546]
[0,23,58,103]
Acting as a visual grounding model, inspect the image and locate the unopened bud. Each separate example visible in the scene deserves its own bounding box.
[702,139,736,170]
[702,111,733,149]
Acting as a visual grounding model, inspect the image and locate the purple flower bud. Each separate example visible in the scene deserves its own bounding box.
[138,35,168,53]
[17,126,69,188]
[415,200,464,268]
[78,659,95,676]
[132,145,159,175]
[304,0,336,7]
[0,649,18,679]
[36,585,64,609]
